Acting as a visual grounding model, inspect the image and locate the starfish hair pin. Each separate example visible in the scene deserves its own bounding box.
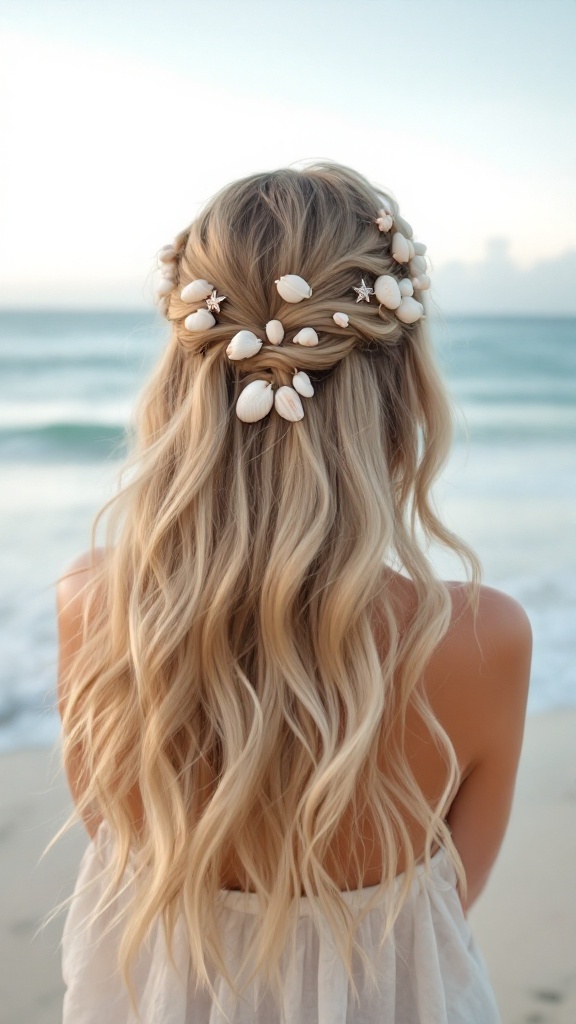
[205,289,227,313]
[353,278,374,303]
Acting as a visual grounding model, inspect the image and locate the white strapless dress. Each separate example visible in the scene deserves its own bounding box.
[61,820,500,1023]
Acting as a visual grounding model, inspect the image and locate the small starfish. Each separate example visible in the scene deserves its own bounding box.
[353,278,374,303]
[206,289,226,313]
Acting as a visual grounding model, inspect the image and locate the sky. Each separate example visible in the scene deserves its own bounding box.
[0,0,575,313]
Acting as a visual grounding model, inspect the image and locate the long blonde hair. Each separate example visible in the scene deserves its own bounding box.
[51,162,479,1017]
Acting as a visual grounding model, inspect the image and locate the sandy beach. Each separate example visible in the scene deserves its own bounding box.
[1,709,575,1024]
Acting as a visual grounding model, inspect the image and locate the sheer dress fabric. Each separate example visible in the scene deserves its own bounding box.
[62,820,500,1023]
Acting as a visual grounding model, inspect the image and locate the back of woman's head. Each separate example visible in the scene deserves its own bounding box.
[56,162,478,1018]
[148,163,447,525]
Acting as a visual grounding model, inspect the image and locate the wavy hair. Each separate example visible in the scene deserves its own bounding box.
[49,162,480,1018]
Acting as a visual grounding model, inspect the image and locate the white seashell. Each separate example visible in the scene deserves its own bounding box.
[399,279,414,297]
[226,330,263,360]
[184,309,216,332]
[394,214,413,238]
[156,277,174,296]
[391,232,411,263]
[332,312,349,328]
[412,274,431,291]
[292,370,314,398]
[374,275,401,309]
[409,255,427,276]
[180,279,214,303]
[375,212,394,232]
[265,319,284,345]
[236,380,274,423]
[158,245,175,263]
[274,386,304,421]
[293,327,319,347]
[159,263,176,280]
[407,240,415,260]
[413,241,427,256]
[275,274,312,303]
[396,297,424,324]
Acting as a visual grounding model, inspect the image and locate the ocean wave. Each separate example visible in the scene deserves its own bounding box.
[453,401,576,439]
[0,421,128,461]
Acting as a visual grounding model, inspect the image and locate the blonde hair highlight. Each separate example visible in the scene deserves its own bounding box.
[48,163,480,1019]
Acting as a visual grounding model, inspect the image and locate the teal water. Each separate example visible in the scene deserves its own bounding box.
[0,311,574,750]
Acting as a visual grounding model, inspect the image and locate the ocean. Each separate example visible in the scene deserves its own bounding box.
[0,311,574,752]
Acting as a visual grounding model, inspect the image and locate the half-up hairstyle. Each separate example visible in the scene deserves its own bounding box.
[50,162,480,1018]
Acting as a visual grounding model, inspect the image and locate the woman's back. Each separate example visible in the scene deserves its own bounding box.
[59,566,527,1023]
[216,572,530,895]
[59,560,530,892]
[54,163,532,1022]
[58,562,529,1019]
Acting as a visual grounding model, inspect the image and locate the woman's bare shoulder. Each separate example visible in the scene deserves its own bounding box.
[441,581,532,685]
[446,580,531,637]
[382,573,531,761]
[437,584,532,907]
[427,581,532,766]
[57,547,107,614]
[56,549,108,701]
[385,571,532,659]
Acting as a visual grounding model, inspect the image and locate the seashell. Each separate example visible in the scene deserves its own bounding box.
[180,279,214,303]
[293,327,319,347]
[292,370,314,398]
[396,297,424,324]
[160,263,176,280]
[391,232,411,264]
[412,273,431,291]
[409,255,427,276]
[394,214,413,239]
[265,319,284,345]
[375,212,394,232]
[407,240,415,260]
[275,275,312,303]
[399,279,414,297]
[374,275,401,309]
[158,245,175,263]
[184,309,216,332]
[236,379,274,422]
[226,330,263,360]
[413,241,427,256]
[274,386,304,421]
[156,277,174,296]
[332,312,349,328]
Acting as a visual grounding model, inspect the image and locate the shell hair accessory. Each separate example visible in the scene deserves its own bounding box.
[234,274,317,423]
[165,261,319,423]
[375,197,394,234]
[154,246,230,330]
[158,198,430,424]
[368,200,431,324]
[179,278,228,333]
[155,245,178,304]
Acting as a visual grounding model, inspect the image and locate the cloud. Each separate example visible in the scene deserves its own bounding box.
[432,239,576,315]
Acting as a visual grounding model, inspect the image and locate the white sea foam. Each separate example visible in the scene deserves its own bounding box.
[0,400,132,429]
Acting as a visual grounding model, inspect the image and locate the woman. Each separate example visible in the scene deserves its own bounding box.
[55,163,532,1023]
